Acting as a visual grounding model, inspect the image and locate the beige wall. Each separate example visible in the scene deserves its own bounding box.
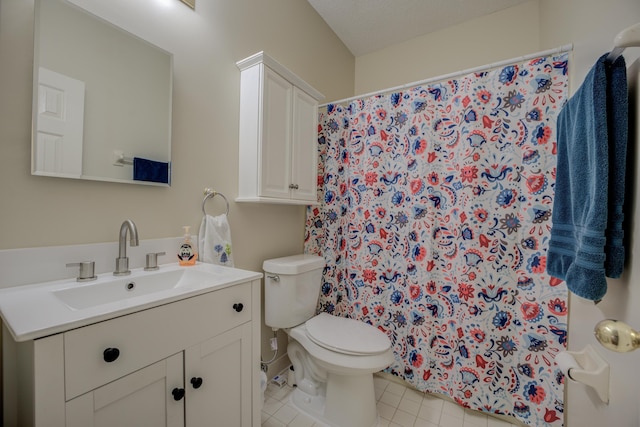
[0,0,354,271]
[0,0,354,381]
[353,1,540,96]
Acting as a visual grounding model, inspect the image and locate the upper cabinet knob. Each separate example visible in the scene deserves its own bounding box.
[232,303,244,312]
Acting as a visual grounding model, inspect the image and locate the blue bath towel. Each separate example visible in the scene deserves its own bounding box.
[604,56,628,278]
[133,157,170,184]
[547,54,628,301]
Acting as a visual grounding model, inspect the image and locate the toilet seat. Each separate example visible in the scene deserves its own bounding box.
[305,313,391,356]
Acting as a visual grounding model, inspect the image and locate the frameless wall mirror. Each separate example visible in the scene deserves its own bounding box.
[32,0,172,186]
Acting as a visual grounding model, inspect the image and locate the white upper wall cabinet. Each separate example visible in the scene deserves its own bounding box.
[236,52,324,205]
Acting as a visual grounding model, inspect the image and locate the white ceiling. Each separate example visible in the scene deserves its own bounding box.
[307,0,531,56]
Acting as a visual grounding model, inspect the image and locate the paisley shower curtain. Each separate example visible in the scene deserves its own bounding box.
[304,53,570,426]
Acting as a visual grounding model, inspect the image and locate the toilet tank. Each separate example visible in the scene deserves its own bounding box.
[263,254,325,329]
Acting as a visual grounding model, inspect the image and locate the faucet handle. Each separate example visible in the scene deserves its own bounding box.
[145,252,166,271]
[66,261,97,282]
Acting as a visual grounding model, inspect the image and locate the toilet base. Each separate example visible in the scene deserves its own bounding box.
[289,372,379,427]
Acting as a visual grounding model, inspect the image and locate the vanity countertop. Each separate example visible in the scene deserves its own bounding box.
[0,262,261,342]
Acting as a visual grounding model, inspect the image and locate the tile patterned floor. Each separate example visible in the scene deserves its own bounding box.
[261,375,524,427]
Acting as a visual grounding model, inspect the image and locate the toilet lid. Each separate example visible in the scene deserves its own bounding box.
[305,313,391,355]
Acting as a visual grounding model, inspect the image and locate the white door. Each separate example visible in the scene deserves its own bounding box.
[184,323,252,427]
[33,67,85,178]
[291,87,319,202]
[565,60,640,426]
[66,353,185,427]
[260,66,293,199]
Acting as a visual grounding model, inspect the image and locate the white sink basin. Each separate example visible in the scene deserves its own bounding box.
[0,262,262,342]
[53,268,216,310]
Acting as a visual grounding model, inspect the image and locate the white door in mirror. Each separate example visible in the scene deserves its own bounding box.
[34,67,85,178]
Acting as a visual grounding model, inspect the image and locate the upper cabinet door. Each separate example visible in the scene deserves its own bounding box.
[291,87,319,203]
[260,67,293,199]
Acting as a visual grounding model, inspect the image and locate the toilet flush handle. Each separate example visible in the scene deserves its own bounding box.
[266,274,280,282]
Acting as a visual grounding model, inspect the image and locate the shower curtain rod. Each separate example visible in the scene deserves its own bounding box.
[320,44,574,107]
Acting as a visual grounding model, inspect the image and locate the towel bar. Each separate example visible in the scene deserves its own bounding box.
[202,188,230,216]
[606,22,640,62]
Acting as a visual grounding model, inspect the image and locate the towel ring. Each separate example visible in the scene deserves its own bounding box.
[202,188,230,216]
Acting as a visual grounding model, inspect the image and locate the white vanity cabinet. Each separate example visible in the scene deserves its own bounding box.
[236,51,324,205]
[2,278,261,427]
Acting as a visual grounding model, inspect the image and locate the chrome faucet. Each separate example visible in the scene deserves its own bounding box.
[114,219,139,276]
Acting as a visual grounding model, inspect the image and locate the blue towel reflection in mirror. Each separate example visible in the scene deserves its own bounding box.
[133,157,170,184]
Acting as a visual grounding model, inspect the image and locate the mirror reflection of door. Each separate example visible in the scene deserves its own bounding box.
[34,67,85,178]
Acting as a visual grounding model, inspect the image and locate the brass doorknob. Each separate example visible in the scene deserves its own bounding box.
[594,319,640,352]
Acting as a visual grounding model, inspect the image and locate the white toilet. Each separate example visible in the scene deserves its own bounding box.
[263,254,394,427]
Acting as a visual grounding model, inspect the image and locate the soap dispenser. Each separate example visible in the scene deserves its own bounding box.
[178,226,197,266]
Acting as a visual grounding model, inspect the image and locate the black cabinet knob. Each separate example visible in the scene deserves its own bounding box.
[190,377,203,389]
[172,387,185,401]
[232,303,244,312]
[103,347,120,363]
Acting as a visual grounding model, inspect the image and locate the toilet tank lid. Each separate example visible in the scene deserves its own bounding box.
[263,254,325,274]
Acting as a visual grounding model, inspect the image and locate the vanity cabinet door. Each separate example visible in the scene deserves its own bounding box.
[66,352,185,427]
[184,322,252,427]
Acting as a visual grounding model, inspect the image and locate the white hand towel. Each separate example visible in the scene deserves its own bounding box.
[198,214,234,267]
